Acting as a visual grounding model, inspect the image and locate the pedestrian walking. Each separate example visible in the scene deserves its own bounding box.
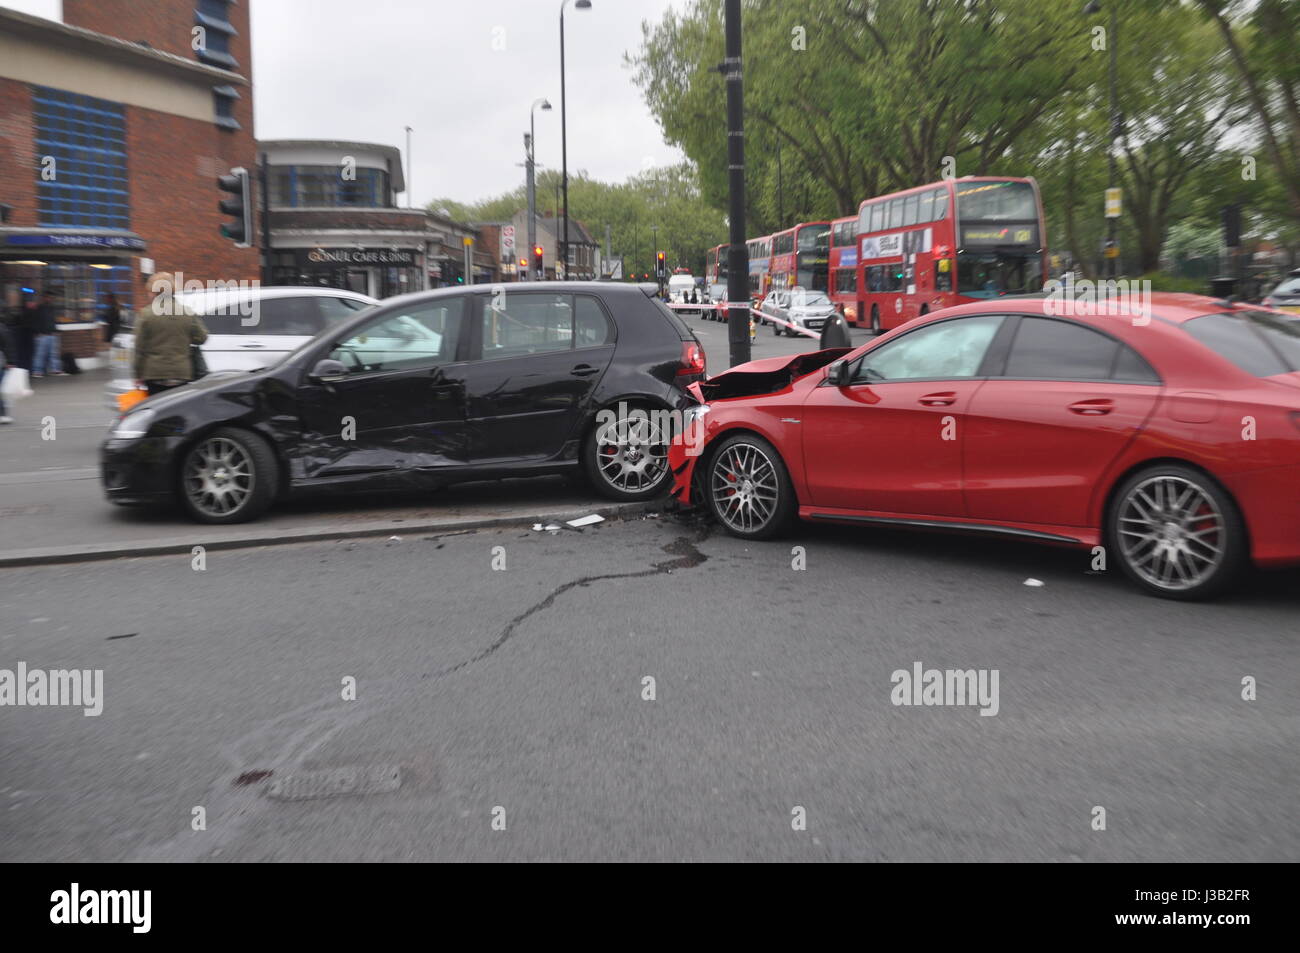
[102,291,122,343]
[133,272,208,396]
[30,289,60,379]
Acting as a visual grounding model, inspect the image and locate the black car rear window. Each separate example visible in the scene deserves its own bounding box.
[1183,310,1300,377]
[648,295,693,340]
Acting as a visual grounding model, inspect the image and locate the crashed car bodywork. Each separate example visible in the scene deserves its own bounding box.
[103,283,705,516]
[669,348,851,507]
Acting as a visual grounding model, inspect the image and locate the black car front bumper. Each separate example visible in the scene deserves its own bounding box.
[101,435,183,505]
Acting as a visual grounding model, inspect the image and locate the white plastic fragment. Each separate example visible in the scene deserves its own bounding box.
[1023,578,1044,587]
[566,514,605,528]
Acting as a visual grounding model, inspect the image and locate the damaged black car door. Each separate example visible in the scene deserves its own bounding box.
[460,291,615,463]
[295,296,471,479]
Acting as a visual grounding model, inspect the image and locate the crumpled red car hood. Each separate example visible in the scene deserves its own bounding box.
[690,347,854,402]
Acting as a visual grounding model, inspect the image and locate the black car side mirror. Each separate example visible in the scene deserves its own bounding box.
[308,358,348,383]
[825,360,849,386]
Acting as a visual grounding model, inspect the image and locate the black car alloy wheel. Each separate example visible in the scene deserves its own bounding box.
[179,427,278,524]
[584,406,671,502]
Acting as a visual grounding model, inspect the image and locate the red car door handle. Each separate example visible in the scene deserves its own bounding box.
[919,392,957,406]
[1069,399,1114,415]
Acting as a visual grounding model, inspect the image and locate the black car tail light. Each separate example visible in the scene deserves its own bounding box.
[677,341,706,378]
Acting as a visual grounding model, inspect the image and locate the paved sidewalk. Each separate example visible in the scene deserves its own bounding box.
[0,367,654,566]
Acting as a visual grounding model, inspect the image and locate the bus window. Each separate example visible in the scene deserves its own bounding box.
[904,194,919,227]
[933,189,949,220]
[889,198,904,228]
[918,190,934,223]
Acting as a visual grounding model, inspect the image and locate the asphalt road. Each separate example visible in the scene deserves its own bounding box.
[2,514,1296,862]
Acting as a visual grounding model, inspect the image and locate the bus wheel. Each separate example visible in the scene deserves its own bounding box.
[870,305,881,334]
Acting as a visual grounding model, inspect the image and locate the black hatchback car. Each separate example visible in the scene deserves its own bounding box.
[102,282,706,523]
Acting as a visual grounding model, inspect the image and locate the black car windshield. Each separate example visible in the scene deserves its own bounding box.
[1183,310,1300,376]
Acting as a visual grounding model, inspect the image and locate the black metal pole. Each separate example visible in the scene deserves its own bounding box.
[560,6,569,280]
[724,0,750,366]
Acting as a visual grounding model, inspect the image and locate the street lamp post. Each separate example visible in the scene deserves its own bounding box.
[527,98,552,282]
[560,0,592,281]
[405,126,413,209]
[1085,1,1120,279]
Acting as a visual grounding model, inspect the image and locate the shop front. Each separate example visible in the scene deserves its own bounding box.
[1,230,142,366]
[269,246,421,299]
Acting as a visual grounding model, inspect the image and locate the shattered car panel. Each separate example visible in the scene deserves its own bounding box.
[697,347,853,401]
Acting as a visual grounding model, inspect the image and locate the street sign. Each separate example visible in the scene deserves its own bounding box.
[1105,188,1122,219]
[462,236,474,246]
[501,225,515,260]
[1104,244,1120,259]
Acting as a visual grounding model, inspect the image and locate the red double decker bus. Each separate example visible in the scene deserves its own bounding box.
[705,244,728,287]
[828,215,860,323]
[767,221,830,294]
[854,176,1046,333]
[746,234,772,303]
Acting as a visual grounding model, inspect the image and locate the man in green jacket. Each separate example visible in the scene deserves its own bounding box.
[133,272,209,396]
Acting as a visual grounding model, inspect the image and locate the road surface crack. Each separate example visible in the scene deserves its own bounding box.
[429,531,710,680]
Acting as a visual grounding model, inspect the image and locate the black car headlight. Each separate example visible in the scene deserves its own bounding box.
[110,408,155,440]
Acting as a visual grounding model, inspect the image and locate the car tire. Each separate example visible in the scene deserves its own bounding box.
[1107,464,1247,600]
[870,305,881,335]
[178,427,278,524]
[705,433,797,540]
[583,404,672,502]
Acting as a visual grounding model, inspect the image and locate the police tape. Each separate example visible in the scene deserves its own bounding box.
[663,302,821,338]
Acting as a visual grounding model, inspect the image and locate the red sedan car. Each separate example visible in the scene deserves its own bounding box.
[668,294,1300,599]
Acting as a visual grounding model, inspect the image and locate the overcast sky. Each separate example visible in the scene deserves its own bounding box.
[2,0,686,207]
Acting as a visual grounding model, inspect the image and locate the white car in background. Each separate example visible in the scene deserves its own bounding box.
[108,286,378,405]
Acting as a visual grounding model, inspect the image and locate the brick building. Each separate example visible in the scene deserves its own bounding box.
[0,0,257,362]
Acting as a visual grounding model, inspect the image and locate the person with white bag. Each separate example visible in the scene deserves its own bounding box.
[0,319,33,423]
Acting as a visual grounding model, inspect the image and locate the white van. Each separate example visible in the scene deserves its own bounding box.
[667,274,699,314]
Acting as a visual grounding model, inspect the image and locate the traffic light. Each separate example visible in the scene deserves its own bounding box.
[217,167,252,246]
[655,250,666,279]
[519,257,529,280]
[533,244,544,279]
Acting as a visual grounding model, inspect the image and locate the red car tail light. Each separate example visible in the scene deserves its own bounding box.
[678,341,706,378]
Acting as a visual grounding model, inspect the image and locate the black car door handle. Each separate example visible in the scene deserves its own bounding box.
[571,364,600,377]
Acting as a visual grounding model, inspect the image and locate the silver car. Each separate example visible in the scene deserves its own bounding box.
[760,289,836,337]
[108,286,378,405]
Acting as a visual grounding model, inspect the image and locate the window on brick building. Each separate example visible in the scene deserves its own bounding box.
[32,86,129,230]
[214,85,240,130]
[267,166,392,208]
[194,0,238,70]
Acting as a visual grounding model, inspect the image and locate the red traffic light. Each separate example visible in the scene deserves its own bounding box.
[657,251,665,261]
[534,245,544,257]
